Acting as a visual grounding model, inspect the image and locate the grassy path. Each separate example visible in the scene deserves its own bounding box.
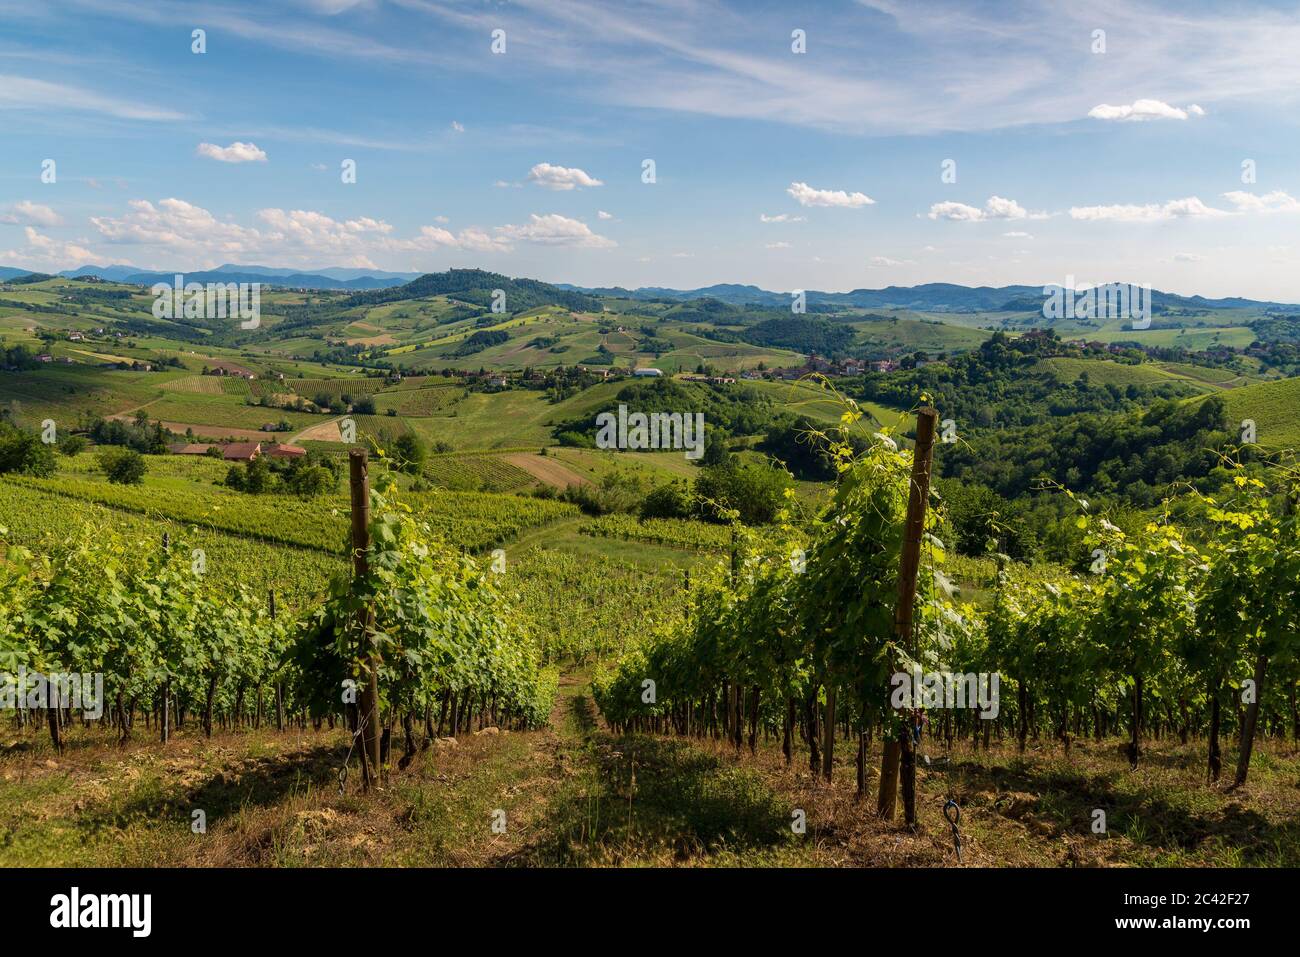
[4,671,1298,867]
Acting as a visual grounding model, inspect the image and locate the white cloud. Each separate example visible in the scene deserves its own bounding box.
[1174,252,1205,262]
[765,241,792,249]
[527,163,604,190]
[928,196,1042,221]
[1188,104,1206,116]
[495,213,615,247]
[1088,99,1197,121]
[597,210,613,220]
[1069,196,1227,221]
[406,225,509,254]
[450,120,465,133]
[494,180,522,188]
[787,182,874,208]
[91,198,260,251]
[196,141,268,163]
[73,1,1300,139]
[928,201,985,221]
[760,213,806,223]
[869,256,913,266]
[1003,230,1033,238]
[1223,190,1300,213]
[0,201,63,227]
[86,196,509,267]
[0,227,96,271]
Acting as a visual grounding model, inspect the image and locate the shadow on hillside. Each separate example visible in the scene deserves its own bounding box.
[500,732,791,866]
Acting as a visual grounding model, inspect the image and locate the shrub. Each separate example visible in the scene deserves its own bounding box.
[0,423,56,477]
[57,434,87,457]
[695,461,791,525]
[640,480,694,519]
[97,447,147,485]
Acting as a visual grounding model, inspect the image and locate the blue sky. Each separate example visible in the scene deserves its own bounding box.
[2,0,1300,299]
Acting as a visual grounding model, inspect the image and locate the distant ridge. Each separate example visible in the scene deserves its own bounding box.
[344,268,601,313]
[3,265,1295,310]
[1,263,423,290]
[556,281,1300,312]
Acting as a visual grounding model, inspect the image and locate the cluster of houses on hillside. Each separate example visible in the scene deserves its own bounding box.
[167,441,306,462]
[741,356,901,381]
[202,361,259,380]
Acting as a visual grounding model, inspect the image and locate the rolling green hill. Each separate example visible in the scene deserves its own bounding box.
[1212,375,1300,450]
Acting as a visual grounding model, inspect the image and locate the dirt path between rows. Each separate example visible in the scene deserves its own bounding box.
[291,417,345,443]
[502,452,591,489]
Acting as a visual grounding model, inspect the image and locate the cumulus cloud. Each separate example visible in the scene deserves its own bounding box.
[87,196,511,267]
[760,213,806,223]
[1068,196,1227,221]
[0,201,63,227]
[1223,190,1300,213]
[526,163,603,190]
[495,213,614,247]
[450,120,465,133]
[0,226,96,271]
[196,141,268,163]
[1087,99,1201,121]
[928,196,1042,221]
[787,181,874,208]
[597,210,613,220]
[63,196,619,269]
[91,197,261,249]
[406,225,509,254]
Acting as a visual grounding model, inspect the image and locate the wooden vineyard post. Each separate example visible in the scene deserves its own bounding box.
[160,530,171,746]
[271,589,285,732]
[349,450,382,790]
[878,407,938,826]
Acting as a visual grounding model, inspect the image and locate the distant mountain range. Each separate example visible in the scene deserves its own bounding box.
[0,263,422,290]
[2,264,1296,312]
[557,281,1300,312]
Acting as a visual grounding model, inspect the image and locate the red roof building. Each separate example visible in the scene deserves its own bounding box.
[221,442,262,462]
[264,443,307,458]
[168,443,217,455]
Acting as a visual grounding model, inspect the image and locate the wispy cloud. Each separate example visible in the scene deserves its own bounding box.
[0,73,185,120]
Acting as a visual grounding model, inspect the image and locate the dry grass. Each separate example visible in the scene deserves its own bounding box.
[3,694,1297,868]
